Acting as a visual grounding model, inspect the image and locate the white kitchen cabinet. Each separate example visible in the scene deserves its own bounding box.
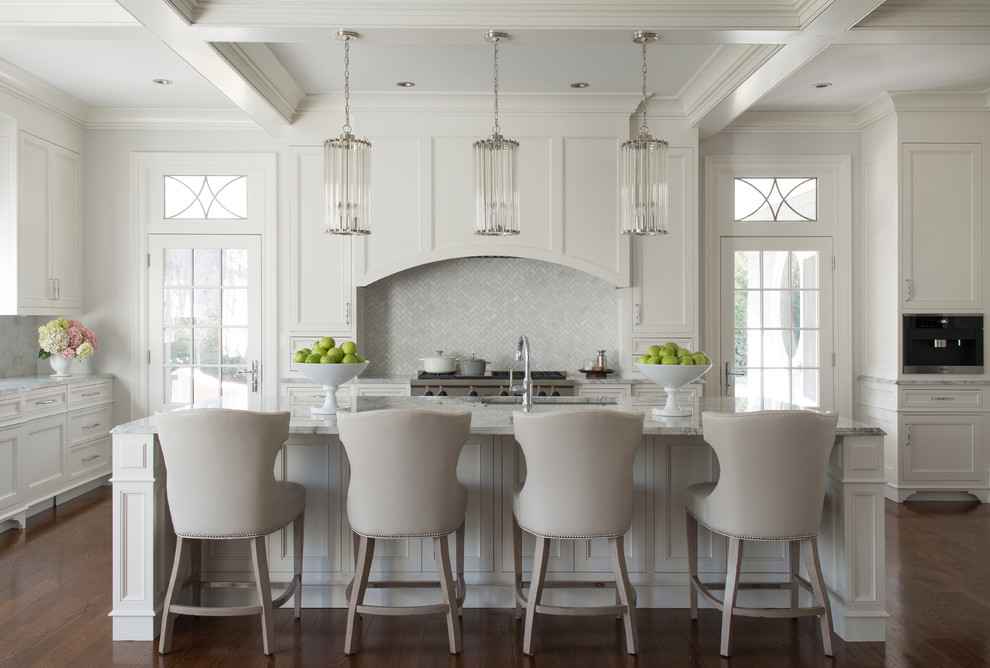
[288,147,354,336]
[630,147,697,335]
[1,378,114,528]
[14,132,84,314]
[901,143,982,310]
[901,414,984,482]
[0,425,22,514]
[575,383,630,400]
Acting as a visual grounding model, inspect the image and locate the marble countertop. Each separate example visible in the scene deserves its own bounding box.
[0,373,115,396]
[278,373,701,386]
[112,395,883,437]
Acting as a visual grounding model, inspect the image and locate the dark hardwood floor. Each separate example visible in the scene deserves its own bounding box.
[1,487,987,667]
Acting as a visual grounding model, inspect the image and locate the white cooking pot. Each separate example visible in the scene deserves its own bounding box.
[420,351,459,374]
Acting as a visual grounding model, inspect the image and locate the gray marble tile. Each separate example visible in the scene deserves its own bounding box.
[0,316,42,378]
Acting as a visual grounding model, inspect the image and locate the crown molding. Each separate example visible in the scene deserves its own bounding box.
[722,109,862,133]
[84,107,257,130]
[212,42,306,122]
[680,44,779,127]
[0,59,89,128]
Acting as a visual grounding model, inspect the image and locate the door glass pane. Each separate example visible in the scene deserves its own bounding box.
[762,250,790,289]
[734,368,761,405]
[166,367,192,405]
[166,327,191,365]
[763,290,790,328]
[194,329,220,365]
[222,367,248,395]
[165,249,191,286]
[735,290,761,328]
[792,251,819,289]
[194,249,220,286]
[193,288,220,326]
[763,330,791,367]
[792,369,820,407]
[734,251,761,288]
[222,288,248,326]
[794,291,819,328]
[164,289,191,326]
[222,328,248,365]
[734,329,761,367]
[222,249,248,286]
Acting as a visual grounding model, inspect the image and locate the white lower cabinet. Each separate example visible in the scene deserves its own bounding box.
[576,383,630,400]
[901,414,984,482]
[0,378,114,527]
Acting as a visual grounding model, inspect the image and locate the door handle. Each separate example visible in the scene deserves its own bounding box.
[724,361,744,396]
[237,360,259,392]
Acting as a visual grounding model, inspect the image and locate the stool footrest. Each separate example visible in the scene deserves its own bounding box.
[356,602,450,617]
[691,575,827,619]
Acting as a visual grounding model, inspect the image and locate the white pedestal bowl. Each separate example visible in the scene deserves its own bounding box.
[635,363,712,417]
[293,362,370,415]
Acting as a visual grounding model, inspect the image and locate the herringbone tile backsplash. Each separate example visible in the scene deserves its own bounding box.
[361,257,619,376]
[0,316,43,378]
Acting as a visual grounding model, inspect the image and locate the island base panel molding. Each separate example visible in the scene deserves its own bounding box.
[110,428,885,643]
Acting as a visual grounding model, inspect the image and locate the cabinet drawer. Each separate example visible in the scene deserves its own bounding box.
[0,395,24,425]
[70,436,110,479]
[632,386,698,406]
[901,388,983,410]
[576,385,630,400]
[23,386,67,418]
[68,380,113,408]
[68,404,112,447]
[354,385,411,397]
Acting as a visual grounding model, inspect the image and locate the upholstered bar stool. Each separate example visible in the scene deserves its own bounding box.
[511,409,645,655]
[336,409,472,655]
[155,409,305,656]
[684,409,839,657]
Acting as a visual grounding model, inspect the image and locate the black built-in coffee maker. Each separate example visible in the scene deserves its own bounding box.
[903,314,984,374]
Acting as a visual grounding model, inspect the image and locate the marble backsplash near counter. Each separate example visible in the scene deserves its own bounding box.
[360,257,619,376]
[0,316,41,377]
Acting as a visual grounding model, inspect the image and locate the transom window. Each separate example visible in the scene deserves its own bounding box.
[734,177,817,222]
[164,175,247,219]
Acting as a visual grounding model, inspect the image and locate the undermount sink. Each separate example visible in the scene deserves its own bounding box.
[470,395,620,406]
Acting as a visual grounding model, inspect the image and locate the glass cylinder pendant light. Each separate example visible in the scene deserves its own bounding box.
[474,31,520,236]
[325,29,371,235]
[619,31,668,236]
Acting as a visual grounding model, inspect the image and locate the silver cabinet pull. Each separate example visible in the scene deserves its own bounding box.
[81,454,101,463]
[905,423,911,445]
[82,391,101,397]
[633,304,641,326]
[83,422,102,429]
[905,279,912,301]
[930,396,955,401]
[35,399,59,405]
[345,302,351,326]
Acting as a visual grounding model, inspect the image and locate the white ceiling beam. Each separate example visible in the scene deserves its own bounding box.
[114,0,299,135]
[695,0,886,139]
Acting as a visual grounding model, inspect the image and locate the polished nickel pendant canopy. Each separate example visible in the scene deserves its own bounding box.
[474,31,520,236]
[619,31,669,236]
[325,30,371,235]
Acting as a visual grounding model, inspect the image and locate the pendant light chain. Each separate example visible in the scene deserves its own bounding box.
[343,38,352,134]
[639,41,650,138]
[492,38,501,136]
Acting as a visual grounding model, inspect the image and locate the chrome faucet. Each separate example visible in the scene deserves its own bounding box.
[512,335,533,412]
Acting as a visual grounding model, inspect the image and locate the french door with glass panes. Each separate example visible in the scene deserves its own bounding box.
[720,237,833,410]
[148,235,261,412]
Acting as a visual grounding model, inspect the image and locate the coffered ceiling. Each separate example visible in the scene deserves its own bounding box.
[0,0,988,137]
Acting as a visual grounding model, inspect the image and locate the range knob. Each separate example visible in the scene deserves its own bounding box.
[423,386,434,396]
[468,386,478,397]
[499,386,509,396]
[537,387,547,397]
[437,386,447,396]
[551,389,560,397]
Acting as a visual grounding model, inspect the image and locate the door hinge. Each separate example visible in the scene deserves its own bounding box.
[831,255,836,271]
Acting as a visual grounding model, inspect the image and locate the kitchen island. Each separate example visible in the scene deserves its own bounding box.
[110,396,887,643]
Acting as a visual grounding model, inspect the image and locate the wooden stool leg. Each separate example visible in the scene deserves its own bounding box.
[523,535,550,656]
[190,539,201,607]
[159,536,192,655]
[685,512,699,620]
[455,521,466,613]
[609,536,638,654]
[435,535,462,654]
[251,535,276,655]
[293,511,305,619]
[512,514,524,619]
[789,540,801,611]
[720,537,743,657]
[345,534,374,655]
[802,538,835,656]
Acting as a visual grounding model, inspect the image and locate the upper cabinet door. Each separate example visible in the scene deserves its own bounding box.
[901,143,983,311]
[288,147,353,334]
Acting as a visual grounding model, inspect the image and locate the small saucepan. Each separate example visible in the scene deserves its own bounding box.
[420,351,459,374]
[457,354,488,376]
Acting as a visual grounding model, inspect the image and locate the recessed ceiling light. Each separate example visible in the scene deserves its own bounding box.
[153,79,173,85]
[813,82,832,89]
[396,81,416,88]
[570,82,590,89]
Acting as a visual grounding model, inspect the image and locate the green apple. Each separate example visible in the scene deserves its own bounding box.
[292,351,308,363]
[311,346,328,357]
[679,357,695,365]
[305,353,321,363]
[319,354,336,364]
[299,347,312,356]
[319,336,335,350]
[663,342,678,351]
[637,354,651,364]
[341,341,357,356]
[647,356,661,364]
[676,348,692,358]
[691,354,709,365]
[342,354,358,364]
[354,355,366,363]
[647,345,661,357]
[661,355,679,365]
[327,347,343,361]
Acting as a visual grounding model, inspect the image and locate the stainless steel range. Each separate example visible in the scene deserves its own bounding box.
[410,371,574,397]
